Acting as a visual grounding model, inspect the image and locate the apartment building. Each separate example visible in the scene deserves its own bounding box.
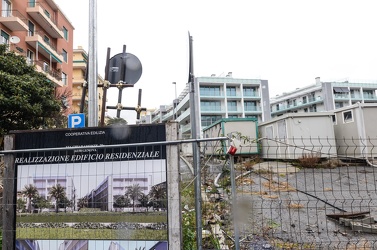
[84,175,152,211]
[72,46,104,121]
[17,175,77,212]
[0,0,74,107]
[150,73,270,138]
[270,77,377,118]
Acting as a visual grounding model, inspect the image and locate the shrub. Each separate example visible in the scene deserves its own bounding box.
[298,153,321,168]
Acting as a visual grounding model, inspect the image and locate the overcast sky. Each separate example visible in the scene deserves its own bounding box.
[55,0,377,123]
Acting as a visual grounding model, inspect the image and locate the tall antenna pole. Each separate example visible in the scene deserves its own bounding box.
[88,0,98,126]
[188,33,202,250]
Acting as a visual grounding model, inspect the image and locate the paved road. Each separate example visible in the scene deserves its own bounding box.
[236,163,377,249]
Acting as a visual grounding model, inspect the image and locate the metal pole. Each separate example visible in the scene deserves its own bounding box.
[100,48,111,126]
[88,0,98,127]
[188,33,202,250]
[229,153,240,250]
[173,82,177,120]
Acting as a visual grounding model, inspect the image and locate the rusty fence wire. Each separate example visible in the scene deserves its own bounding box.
[198,137,377,249]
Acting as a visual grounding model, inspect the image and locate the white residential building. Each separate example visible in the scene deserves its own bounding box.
[270,77,377,118]
[149,74,270,138]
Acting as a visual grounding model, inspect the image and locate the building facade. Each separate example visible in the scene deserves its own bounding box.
[32,175,76,211]
[150,74,270,138]
[72,46,104,121]
[270,77,377,118]
[84,175,152,211]
[0,0,74,109]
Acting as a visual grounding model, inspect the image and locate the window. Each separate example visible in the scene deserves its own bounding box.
[26,50,34,65]
[200,86,220,96]
[62,72,67,86]
[1,30,9,45]
[227,101,237,111]
[293,99,297,106]
[29,0,36,7]
[228,115,238,118]
[287,100,291,107]
[309,104,317,112]
[309,92,316,102]
[226,87,236,96]
[63,27,69,40]
[335,102,344,109]
[343,110,353,123]
[201,115,222,127]
[28,21,35,36]
[363,90,375,99]
[245,101,257,111]
[2,0,11,17]
[243,87,256,96]
[44,9,50,18]
[43,62,49,72]
[303,96,307,104]
[43,35,50,45]
[62,49,68,62]
[200,101,221,111]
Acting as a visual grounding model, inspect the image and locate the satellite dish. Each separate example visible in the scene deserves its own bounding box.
[10,36,20,44]
[107,52,142,85]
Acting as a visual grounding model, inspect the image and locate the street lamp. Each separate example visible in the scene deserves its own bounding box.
[172,82,177,120]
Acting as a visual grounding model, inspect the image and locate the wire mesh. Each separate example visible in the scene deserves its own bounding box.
[4,136,377,249]
[199,137,377,249]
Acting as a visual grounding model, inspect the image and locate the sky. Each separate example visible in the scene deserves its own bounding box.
[54,0,377,124]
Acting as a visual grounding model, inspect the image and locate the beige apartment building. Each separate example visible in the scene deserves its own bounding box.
[72,46,104,122]
[0,0,74,111]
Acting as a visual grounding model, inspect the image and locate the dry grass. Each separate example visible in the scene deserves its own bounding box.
[262,180,296,192]
[287,203,304,209]
[262,194,279,199]
[298,152,321,168]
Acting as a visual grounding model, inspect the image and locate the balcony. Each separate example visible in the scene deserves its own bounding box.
[26,3,64,39]
[0,10,28,31]
[226,94,242,100]
[271,97,323,115]
[25,31,63,63]
[243,93,260,100]
[200,94,225,100]
[244,106,261,112]
[34,60,63,87]
[200,108,225,114]
[180,123,192,134]
[176,107,190,122]
[73,60,87,70]
[334,93,349,100]
[72,93,82,101]
[363,94,377,102]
